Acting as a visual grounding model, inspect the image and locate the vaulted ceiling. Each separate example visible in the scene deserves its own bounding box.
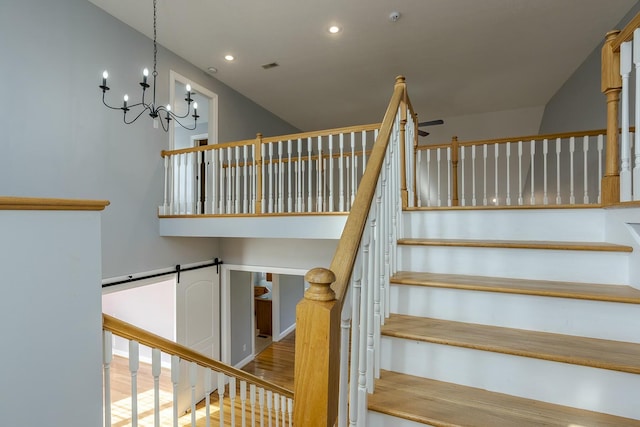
[89,0,637,130]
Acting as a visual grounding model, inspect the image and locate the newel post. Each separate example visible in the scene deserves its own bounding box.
[396,76,409,208]
[294,268,341,427]
[451,136,460,206]
[412,111,420,207]
[601,30,622,205]
[255,133,264,213]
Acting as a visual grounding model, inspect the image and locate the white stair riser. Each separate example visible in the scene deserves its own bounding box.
[403,209,605,241]
[367,411,433,427]
[389,285,640,343]
[399,246,629,284]
[380,336,640,420]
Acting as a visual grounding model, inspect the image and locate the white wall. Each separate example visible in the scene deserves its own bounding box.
[230,270,253,365]
[0,0,299,280]
[278,274,304,336]
[0,208,103,427]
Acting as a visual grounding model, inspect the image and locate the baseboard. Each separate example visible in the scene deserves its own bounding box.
[234,354,255,370]
[276,323,296,342]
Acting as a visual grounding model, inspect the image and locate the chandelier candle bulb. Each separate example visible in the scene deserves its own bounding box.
[123,94,128,110]
[102,71,108,88]
[142,68,149,85]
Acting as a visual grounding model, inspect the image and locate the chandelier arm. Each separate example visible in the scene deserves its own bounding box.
[171,115,197,131]
[123,106,152,125]
[102,94,124,111]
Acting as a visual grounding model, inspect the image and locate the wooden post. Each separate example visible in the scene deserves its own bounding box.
[396,76,408,208]
[451,136,460,206]
[294,268,341,427]
[255,133,263,213]
[601,30,622,205]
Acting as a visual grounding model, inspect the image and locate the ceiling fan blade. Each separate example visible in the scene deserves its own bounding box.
[418,119,444,127]
[418,129,429,137]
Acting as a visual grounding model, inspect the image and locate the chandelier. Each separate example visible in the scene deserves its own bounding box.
[99,0,199,132]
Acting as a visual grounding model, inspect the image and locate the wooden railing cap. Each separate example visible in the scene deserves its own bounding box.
[304,267,336,302]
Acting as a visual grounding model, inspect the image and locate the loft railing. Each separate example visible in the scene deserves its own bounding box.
[602,11,640,204]
[293,76,415,427]
[102,314,293,426]
[160,124,380,216]
[414,129,610,208]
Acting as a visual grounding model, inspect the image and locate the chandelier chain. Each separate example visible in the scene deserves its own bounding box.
[153,0,158,77]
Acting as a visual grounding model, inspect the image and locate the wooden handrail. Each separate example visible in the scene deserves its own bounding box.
[160,123,381,158]
[103,314,294,398]
[329,78,406,306]
[0,196,110,211]
[611,12,640,52]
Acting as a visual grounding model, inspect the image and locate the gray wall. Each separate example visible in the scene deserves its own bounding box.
[278,274,305,335]
[230,270,253,365]
[0,0,299,279]
[539,1,640,133]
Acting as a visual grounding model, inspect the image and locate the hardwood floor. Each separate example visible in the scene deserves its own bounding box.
[107,332,296,426]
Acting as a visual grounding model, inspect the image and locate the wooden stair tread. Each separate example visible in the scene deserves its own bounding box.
[397,238,633,252]
[382,314,640,374]
[391,271,640,304]
[369,370,640,426]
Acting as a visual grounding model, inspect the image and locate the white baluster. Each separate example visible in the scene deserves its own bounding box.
[240,381,247,427]
[251,146,256,214]
[219,148,226,213]
[185,153,191,213]
[129,340,139,427]
[517,141,523,205]
[152,348,161,427]
[583,136,590,204]
[190,362,198,426]
[218,372,226,427]
[261,143,266,213]
[250,384,257,427]
[287,399,293,427]
[345,153,351,211]
[317,137,323,211]
[169,154,176,214]
[235,146,241,213]
[259,388,265,427]
[506,143,511,205]
[171,355,180,427]
[635,131,640,200]
[339,133,345,211]
[494,143,500,205]
[598,134,604,204]
[103,331,113,427]
[211,150,218,214]
[163,155,169,215]
[243,145,249,213]
[267,390,273,427]
[197,150,203,214]
[278,140,284,212]
[350,132,357,207]
[556,138,562,204]
[230,377,237,427]
[471,145,477,206]
[205,369,213,427]
[530,140,536,205]
[362,130,368,175]
[436,148,442,206]
[297,138,303,212]
[176,154,182,214]
[447,147,452,206]
[268,143,274,213]
[339,294,352,427]
[621,39,633,201]
[426,150,431,207]
[280,396,286,427]
[287,139,293,212]
[634,29,640,200]
[483,144,488,206]
[416,150,422,207]
[543,139,549,205]
[329,135,334,212]
[357,231,370,426]
[367,211,376,394]
[274,393,280,427]
[227,147,233,213]
[461,146,466,206]
[569,137,575,204]
[307,137,313,212]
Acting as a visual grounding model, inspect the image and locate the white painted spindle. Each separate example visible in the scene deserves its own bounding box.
[556,138,562,204]
[436,148,442,206]
[267,390,273,427]
[205,369,213,427]
[287,140,293,212]
[426,150,431,207]
[190,362,198,426]
[598,134,604,204]
[471,145,477,206]
[250,384,257,427]
[494,143,499,205]
[129,340,139,427]
[171,355,180,427]
[339,134,345,211]
[461,146,466,206]
[543,139,549,205]
[278,140,284,212]
[416,150,422,207]
[317,137,323,211]
[506,143,511,205]
[240,381,247,427]
[297,138,303,212]
[103,331,113,427]
[329,135,334,212]
[622,39,633,201]
[307,137,313,212]
[569,137,575,204]
[163,155,169,214]
[259,388,265,427]
[152,348,161,427]
[517,141,523,206]
[530,140,536,205]
[230,377,237,427]
[218,372,226,426]
[583,136,590,204]
[483,144,488,206]
[243,145,249,213]
[447,147,452,206]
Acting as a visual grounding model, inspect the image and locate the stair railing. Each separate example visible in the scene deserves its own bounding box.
[102,313,293,427]
[603,12,640,204]
[294,76,415,427]
[414,129,611,207]
[160,123,380,216]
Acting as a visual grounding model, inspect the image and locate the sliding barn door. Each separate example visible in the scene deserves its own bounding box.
[175,266,220,415]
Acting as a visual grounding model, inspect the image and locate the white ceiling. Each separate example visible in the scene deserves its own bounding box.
[88,0,637,131]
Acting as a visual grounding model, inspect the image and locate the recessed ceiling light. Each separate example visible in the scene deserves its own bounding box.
[328,25,341,34]
[224,54,235,61]
[207,66,218,73]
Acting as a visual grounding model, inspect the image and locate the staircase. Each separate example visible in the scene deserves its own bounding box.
[368,207,640,426]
